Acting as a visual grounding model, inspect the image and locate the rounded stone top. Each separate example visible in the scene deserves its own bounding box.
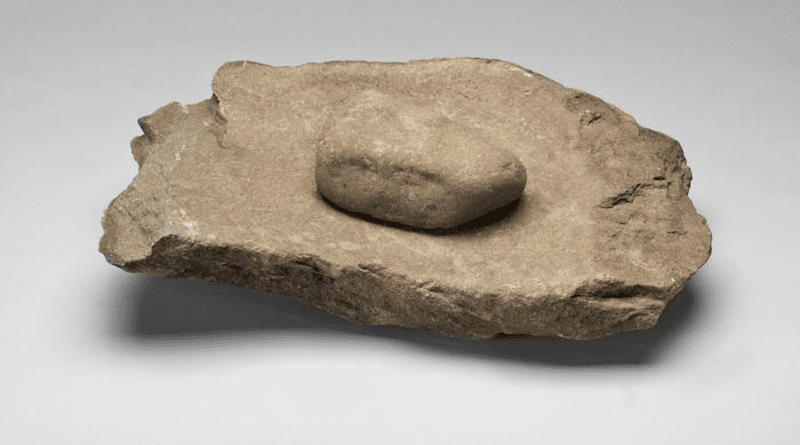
[314,90,527,229]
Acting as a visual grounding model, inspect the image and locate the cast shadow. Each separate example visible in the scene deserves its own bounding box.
[106,271,706,366]
[318,193,524,236]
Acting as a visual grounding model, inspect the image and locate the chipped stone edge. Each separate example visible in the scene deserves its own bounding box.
[119,233,688,339]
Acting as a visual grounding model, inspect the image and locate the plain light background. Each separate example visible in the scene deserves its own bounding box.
[2,1,798,443]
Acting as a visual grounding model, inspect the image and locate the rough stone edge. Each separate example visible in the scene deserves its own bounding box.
[120,234,685,339]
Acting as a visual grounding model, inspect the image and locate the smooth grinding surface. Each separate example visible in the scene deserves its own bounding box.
[99,58,712,339]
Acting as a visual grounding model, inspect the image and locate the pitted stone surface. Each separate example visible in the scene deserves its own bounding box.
[99,58,711,339]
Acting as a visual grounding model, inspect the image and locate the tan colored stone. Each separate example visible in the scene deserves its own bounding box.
[315,89,527,229]
[99,58,711,339]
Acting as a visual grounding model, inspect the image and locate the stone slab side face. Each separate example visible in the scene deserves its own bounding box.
[99,58,712,339]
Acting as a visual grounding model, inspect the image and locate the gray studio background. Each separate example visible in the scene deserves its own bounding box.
[2,1,798,444]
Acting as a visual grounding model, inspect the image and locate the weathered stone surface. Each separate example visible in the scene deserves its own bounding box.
[99,57,711,339]
[315,89,528,229]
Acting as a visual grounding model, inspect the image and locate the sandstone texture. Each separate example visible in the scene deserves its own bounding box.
[99,58,712,339]
[316,89,528,229]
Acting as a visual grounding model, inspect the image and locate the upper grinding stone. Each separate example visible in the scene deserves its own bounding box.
[315,89,528,229]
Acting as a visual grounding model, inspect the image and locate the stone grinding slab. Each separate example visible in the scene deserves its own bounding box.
[99,58,711,339]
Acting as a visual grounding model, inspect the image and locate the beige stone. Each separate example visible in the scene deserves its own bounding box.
[315,89,527,229]
[99,58,711,339]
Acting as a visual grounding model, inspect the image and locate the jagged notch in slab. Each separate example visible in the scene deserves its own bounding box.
[100,58,711,339]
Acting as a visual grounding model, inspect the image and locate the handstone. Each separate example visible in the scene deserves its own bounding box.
[315,89,528,229]
[99,58,712,339]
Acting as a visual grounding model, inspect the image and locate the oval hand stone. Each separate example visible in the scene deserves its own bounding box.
[315,90,527,229]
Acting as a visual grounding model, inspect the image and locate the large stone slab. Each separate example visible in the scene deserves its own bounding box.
[99,58,711,339]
